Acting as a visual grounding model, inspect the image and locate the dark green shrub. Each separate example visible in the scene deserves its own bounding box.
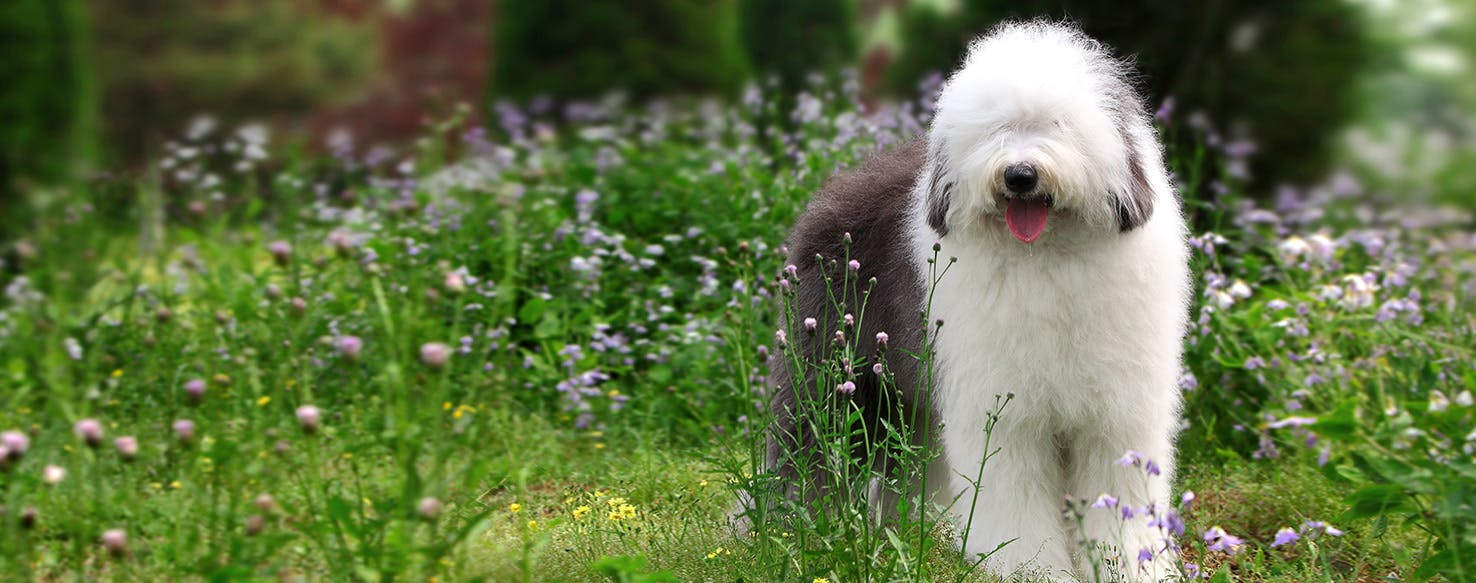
[491,0,750,101]
[0,0,92,206]
[891,1,1370,194]
[89,0,373,164]
[739,0,857,92]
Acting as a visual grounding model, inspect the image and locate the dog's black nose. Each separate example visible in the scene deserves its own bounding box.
[1004,163,1038,194]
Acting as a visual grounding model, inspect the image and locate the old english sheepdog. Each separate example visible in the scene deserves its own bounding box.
[756,21,1191,581]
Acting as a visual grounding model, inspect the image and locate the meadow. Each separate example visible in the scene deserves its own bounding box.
[1,76,1473,582]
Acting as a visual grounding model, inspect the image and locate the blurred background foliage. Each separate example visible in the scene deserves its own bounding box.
[889,0,1370,195]
[2,0,1473,223]
[90,0,374,164]
[493,0,750,101]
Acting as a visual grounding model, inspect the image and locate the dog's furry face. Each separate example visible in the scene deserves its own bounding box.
[925,22,1158,241]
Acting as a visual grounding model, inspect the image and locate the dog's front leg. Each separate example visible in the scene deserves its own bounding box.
[944,418,1075,581]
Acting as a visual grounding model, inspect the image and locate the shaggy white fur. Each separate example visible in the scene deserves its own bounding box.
[911,22,1191,581]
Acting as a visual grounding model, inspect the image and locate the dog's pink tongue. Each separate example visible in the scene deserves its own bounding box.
[1006,198,1050,243]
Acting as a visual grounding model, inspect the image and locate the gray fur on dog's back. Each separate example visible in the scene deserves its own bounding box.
[764,140,932,502]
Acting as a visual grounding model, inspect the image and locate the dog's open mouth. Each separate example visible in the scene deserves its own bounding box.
[1005,196,1053,244]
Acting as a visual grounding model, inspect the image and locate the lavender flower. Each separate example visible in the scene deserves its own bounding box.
[418,496,443,520]
[1271,527,1299,547]
[838,381,856,395]
[802,317,817,334]
[1202,526,1244,554]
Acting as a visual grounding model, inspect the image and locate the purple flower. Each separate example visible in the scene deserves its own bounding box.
[420,342,452,368]
[838,381,856,395]
[114,436,139,460]
[172,420,196,443]
[872,362,884,375]
[1271,527,1299,547]
[418,496,443,520]
[184,379,207,404]
[774,329,788,347]
[75,419,104,448]
[875,331,889,347]
[1203,526,1244,554]
[337,336,364,361]
[267,240,292,266]
[1116,450,1143,467]
[101,529,128,557]
[1144,459,1162,476]
[803,317,817,333]
[848,259,860,272]
[1137,547,1154,563]
[1,430,27,460]
[1091,494,1119,508]
[296,405,321,433]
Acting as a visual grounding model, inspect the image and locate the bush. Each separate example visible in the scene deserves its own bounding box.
[0,0,92,206]
[891,2,1370,195]
[491,0,750,102]
[89,0,373,165]
[739,0,857,92]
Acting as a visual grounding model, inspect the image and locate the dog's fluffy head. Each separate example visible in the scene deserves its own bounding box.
[923,21,1163,242]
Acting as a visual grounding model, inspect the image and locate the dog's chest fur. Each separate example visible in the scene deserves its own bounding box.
[918,215,1189,432]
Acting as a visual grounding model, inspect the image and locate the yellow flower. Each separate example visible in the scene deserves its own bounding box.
[813,578,830,583]
[698,479,708,488]
[111,369,123,378]
[442,401,452,411]
[605,497,626,508]
[508,502,522,513]
[593,443,606,449]
[257,396,271,406]
[170,480,182,489]
[572,505,591,519]
[526,520,538,529]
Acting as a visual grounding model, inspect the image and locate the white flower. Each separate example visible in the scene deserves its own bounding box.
[1227,279,1253,300]
[1278,235,1310,260]
[1428,391,1450,413]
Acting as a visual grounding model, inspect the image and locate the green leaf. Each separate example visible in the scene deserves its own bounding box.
[1312,398,1358,439]
[518,296,547,323]
[1340,484,1415,521]
[1414,546,1475,579]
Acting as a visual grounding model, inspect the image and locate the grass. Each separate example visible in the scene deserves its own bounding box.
[1,77,1473,581]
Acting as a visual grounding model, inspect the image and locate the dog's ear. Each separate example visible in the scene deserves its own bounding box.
[926,155,953,236]
[1114,132,1156,232]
